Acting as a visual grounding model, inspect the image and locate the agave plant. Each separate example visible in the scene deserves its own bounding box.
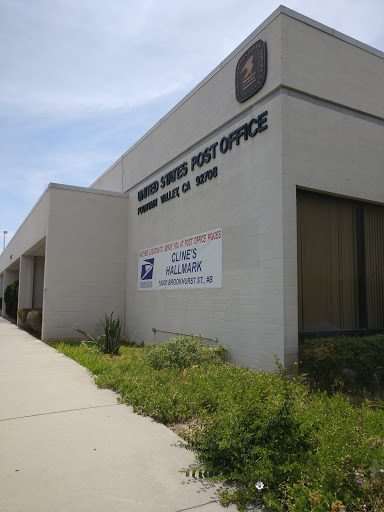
[101,312,122,355]
[73,312,122,355]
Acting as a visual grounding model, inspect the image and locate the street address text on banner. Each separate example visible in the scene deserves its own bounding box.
[138,228,222,291]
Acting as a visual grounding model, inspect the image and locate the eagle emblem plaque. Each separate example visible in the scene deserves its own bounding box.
[235,40,267,103]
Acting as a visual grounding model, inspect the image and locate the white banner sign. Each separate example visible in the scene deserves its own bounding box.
[138,228,222,291]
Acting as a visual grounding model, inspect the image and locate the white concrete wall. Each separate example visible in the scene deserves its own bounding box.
[125,96,283,370]
[0,275,3,315]
[281,14,384,119]
[18,256,34,310]
[33,257,45,309]
[92,158,123,193]
[42,186,128,340]
[17,255,35,327]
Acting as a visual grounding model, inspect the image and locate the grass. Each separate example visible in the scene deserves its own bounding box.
[46,337,384,512]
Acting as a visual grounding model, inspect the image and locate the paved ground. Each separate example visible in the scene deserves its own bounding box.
[0,318,243,512]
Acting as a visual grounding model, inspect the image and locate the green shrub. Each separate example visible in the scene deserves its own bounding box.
[185,364,312,511]
[101,312,122,355]
[47,340,384,512]
[300,335,384,394]
[4,280,19,320]
[147,335,227,370]
[284,393,384,512]
[73,312,122,355]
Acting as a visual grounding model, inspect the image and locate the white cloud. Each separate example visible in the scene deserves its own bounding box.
[11,151,112,195]
[0,148,116,247]
[2,0,381,118]
[0,0,383,239]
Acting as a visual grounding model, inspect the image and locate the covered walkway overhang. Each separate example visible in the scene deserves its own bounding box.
[0,183,128,339]
[0,183,49,323]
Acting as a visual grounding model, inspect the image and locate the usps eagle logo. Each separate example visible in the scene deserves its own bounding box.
[141,258,154,280]
[236,39,267,103]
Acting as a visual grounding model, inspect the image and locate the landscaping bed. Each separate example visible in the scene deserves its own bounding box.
[46,336,384,512]
[299,334,384,396]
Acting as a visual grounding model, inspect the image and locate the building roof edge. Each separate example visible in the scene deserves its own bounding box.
[90,5,383,190]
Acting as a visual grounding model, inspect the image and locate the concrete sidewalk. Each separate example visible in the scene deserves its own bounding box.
[0,318,240,512]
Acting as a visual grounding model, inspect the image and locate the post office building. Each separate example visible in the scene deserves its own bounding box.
[1,6,383,371]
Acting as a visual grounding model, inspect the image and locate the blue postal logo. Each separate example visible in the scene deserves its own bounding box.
[141,258,154,280]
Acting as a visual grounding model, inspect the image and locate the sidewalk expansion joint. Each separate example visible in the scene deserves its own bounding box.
[175,501,219,511]
[0,403,123,422]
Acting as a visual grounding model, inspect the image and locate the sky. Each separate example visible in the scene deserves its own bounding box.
[1,0,383,248]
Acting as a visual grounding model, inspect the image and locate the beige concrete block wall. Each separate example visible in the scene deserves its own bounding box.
[89,10,287,369]
[92,158,123,193]
[18,256,34,315]
[281,92,384,368]
[125,96,284,370]
[109,9,383,370]
[283,94,384,200]
[281,14,384,119]
[42,187,128,340]
[33,257,45,309]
